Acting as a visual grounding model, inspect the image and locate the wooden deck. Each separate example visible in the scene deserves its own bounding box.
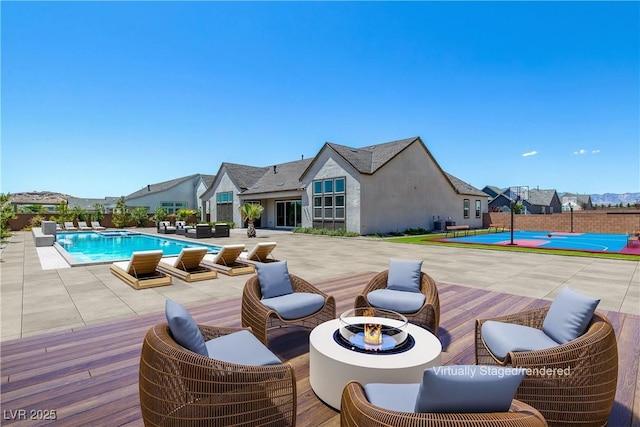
[1,271,638,426]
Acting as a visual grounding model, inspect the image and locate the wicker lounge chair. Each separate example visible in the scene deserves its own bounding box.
[341,380,548,427]
[109,250,172,289]
[239,241,278,264]
[91,221,106,230]
[354,264,440,336]
[202,244,255,276]
[157,247,217,282]
[476,307,618,426]
[139,323,297,427]
[242,263,336,346]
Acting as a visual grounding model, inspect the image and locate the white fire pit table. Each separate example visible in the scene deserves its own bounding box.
[309,309,442,410]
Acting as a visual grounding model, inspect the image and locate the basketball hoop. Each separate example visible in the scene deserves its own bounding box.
[507,186,528,246]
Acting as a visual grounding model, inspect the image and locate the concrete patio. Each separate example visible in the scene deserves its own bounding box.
[1,228,638,341]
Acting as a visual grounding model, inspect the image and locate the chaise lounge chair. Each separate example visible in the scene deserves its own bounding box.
[239,241,278,264]
[91,221,106,230]
[110,250,172,289]
[203,244,255,276]
[64,222,78,231]
[77,221,92,231]
[157,247,218,282]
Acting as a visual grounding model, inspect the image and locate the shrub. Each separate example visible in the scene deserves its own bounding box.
[131,207,149,227]
[292,227,359,237]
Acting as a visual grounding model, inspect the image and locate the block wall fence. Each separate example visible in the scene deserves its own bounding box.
[7,210,640,235]
[483,211,640,234]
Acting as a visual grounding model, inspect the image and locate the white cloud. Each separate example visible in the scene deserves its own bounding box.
[522,151,538,157]
[592,149,600,154]
[573,149,586,155]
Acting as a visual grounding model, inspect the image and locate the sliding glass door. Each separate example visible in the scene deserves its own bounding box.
[276,200,302,228]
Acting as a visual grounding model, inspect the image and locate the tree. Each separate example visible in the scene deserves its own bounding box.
[151,207,168,229]
[93,203,105,223]
[51,200,72,226]
[112,197,131,228]
[0,193,16,239]
[238,203,264,238]
[131,207,149,227]
[176,208,196,222]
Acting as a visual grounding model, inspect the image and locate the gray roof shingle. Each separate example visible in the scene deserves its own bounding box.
[221,163,270,191]
[126,174,201,200]
[242,158,314,195]
[326,137,419,174]
[445,173,488,197]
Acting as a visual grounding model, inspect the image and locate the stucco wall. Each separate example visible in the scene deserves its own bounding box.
[207,172,242,225]
[301,152,362,232]
[360,142,486,234]
[127,178,198,212]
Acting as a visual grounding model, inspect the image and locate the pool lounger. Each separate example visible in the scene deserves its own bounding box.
[202,244,256,276]
[110,250,172,290]
[158,247,218,282]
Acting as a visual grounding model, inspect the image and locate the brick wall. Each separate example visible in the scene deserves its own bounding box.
[484,210,640,234]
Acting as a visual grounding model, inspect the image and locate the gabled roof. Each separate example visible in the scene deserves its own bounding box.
[482,185,504,198]
[126,174,202,200]
[561,192,592,204]
[242,158,314,195]
[324,137,419,174]
[525,189,558,207]
[200,174,216,188]
[446,173,488,197]
[221,163,270,191]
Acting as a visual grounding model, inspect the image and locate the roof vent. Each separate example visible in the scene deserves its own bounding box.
[273,165,277,174]
[147,185,151,191]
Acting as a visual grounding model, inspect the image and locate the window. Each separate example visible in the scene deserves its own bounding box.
[160,201,187,214]
[216,191,233,204]
[463,199,470,219]
[312,177,346,220]
[475,200,481,218]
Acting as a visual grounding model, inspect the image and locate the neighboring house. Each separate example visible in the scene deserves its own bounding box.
[200,163,270,225]
[202,136,488,234]
[481,185,504,199]
[524,189,562,214]
[67,197,119,212]
[125,174,211,214]
[560,192,594,211]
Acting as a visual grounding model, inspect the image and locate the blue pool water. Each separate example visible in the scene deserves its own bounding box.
[55,231,221,263]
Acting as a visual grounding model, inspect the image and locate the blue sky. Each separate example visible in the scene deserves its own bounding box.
[2,1,638,198]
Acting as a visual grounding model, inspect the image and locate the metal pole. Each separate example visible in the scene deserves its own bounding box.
[570,205,574,233]
[508,196,520,246]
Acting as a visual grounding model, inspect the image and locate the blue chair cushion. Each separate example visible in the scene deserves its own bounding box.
[481,321,560,360]
[387,258,423,292]
[364,383,421,413]
[542,286,600,344]
[165,299,208,357]
[205,330,282,366]
[257,261,294,299]
[415,365,525,413]
[261,292,325,320]
[367,289,426,313]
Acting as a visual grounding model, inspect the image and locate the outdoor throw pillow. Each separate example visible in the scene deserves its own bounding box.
[165,299,208,357]
[257,260,294,299]
[542,286,600,344]
[414,365,526,413]
[387,258,423,293]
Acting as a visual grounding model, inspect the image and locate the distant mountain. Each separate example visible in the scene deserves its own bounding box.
[590,193,640,206]
[9,191,70,204]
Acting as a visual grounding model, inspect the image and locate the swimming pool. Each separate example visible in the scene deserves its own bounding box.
[55,231,221,265]
[439,231,640,255]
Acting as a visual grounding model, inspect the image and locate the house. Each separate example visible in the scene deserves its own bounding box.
[125,174,214,214]
[200,163,270,226]
[202,136,488,234]
[561,192,594,211]
[524,189,562,214]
